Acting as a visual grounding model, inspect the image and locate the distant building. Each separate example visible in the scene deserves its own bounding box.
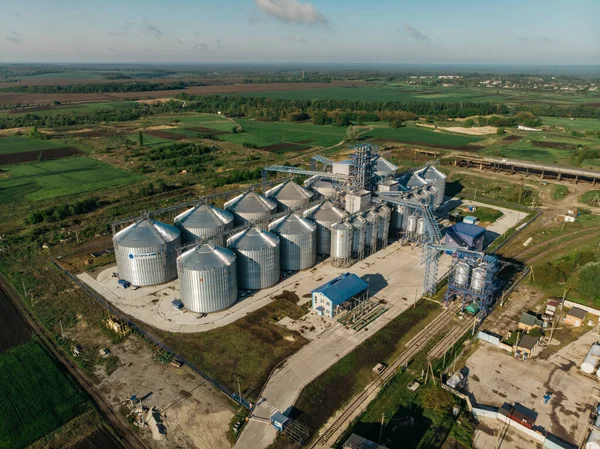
[517,125,541,132]
[565,307,587,327]
[518,312,544,332]
[444,222,486,252]
[516,334,540,358]
[312,273,369,318]
[343,433,387,449]
[564,209,578,223]
[463,215,479,225]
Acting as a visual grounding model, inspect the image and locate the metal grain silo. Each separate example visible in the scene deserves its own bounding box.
[269,214,316,271]
[174,203,234,246]
[416,217,425,239]
[227,227,280,289]
[471,263,488,294]
[265,180,314,212]
[454,261,470,287]
[304,176,336,198]
[113,218,180,286]
[365,209,380,255]
[376,204,391,248]
[405,214,418,238]
[349,214,367,260]
[303,201,348,255]
[390,205,405,237]
[415,165,446,208]
[177,244,237,313]
[331,221,353,266]
[224,191,277,230]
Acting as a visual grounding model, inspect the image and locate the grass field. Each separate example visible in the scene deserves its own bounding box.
[218,118,347,148]
[0,101,139,117]
[0,340,90,449]
[365,126,483,148]
[0,158,142,203]
[0,135,70,154]
[580,190,600,205]
[129,133,173,148]
[541,117,600,132]
[551,184,569,201]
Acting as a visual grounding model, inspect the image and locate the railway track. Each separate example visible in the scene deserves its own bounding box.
[427,312,476,361]
[309,300,463,448]
[503,228,600,260]
[527,231,600,265]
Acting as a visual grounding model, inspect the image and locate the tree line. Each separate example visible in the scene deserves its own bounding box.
[0,81,206,94]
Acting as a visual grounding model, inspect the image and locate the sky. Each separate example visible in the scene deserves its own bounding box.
[0,0,598,65]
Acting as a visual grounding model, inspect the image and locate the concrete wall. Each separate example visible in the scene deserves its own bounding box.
[497,412,546,443]
[563,300,600,317]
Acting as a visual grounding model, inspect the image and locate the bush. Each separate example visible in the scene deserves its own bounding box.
[421,386,454,415]
[579,262,600,301]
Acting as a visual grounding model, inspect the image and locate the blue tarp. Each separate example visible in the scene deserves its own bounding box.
[312,272,369,306]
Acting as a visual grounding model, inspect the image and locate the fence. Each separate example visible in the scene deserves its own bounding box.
[563,300,600,317]
[50,259,252,409]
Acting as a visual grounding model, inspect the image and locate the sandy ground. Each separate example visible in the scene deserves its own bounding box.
[95,336,234,449]
[445,126,498,135]
[465,332,598,446]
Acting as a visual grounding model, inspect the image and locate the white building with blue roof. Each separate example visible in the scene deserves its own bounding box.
[312,272,369,318]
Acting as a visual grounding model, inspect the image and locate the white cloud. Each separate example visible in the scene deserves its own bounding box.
[255,0,328,25]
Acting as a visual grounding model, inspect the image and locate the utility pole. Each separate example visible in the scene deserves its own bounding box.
[237,376,242,406]
[414,287,418,309]
[379,413,385,443]
[75,230,80,244]
[21,279,27,298]
[60,320,64,339]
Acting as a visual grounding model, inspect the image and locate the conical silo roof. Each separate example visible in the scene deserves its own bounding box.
[114,218,180,248]
[266,180,314,203]
[304,200,348,222]
[175,204,233,230]
[269,213,317,235]
[227,227,279,251]
[178,243,236,271]
[224,191,276,214]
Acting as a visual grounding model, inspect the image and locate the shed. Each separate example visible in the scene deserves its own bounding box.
[463,215,479,225]
[271,412,289,431]
[444,222,486,252]
[516,334,540,358]
[518,312,543,332]
[343,433,387,449]
[565,307,587,327]
[312,273,369,318]
[545,300,559,317]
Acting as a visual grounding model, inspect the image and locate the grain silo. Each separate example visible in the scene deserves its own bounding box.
[174,203,234,246]
[330,221,353,267]
[304,176,337,198]
[365,209,380,255]
[113,218,181,286]
[471,263,489,294]
[415,165,446,208]
[390,204,405,237]
[376,204,391,248]
[303,201,348,256]
[265,180,314,212]
[177,244,237,313]
[224,191,277,230]
[269,214,316,271]
[349,214,367,260]
[227,227,280,289]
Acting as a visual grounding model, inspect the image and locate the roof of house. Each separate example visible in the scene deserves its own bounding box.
[567,307,587,320]
[519,312,543,327]
[452,222,486,239]
[518,334,539,350]
[312,273,369,306]
[343,433,387,449]
[547,300,559,308]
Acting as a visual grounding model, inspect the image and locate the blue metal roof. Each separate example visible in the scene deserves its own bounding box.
[452,222,485,238]
[312,273,369,306]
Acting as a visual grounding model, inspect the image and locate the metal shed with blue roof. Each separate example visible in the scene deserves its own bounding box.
[444,222,486,251]
[312,272,369,318]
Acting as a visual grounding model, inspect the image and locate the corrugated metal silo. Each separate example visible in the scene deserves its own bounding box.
[174,203,234,246]
[330,221,353,266]
[269,214,316,271]
[471,263,488,293]
[303,201,348,255]
[416,165,446,208]
[365,209,380,254]
[265,180,314,212]
[227,227,280,289]
[390,205,405,237]
[113,218,181,286]
[224,191,277,230]
[376,204,391,248]
[304,176,336,198]
[177,244,237,313]
[349,214,367,260]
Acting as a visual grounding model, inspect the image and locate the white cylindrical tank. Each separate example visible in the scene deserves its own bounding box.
[269,214,317,271]
[224,191,277,230]
[265,180,314,212]
[586,414,600,449]
[390,205,405,236]
[227,227,280,290]
[177,244,237,313]
[376,204,391,244]
[174,203,234,246]
[406,214,418,234]
[303,201,348,255]
[455,261,470,287]
[365,209,379,251]
[471,263,488,293]
[582,344,600,374]
[416,217,425,236]
[113,218,181,286]
[331,221,353,261]
[349,214,367,259]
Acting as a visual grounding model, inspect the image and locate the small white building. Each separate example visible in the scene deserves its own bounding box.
[312,273,369,318]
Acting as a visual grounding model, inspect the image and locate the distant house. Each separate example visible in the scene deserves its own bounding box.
[343,434,387,449]
[518,312,544,332]
[565,307,587,327]
[444,222,486,252]
[545,300,559,317]
[312,273,369,318]
[516,334,540,358]
[564,209,578,223]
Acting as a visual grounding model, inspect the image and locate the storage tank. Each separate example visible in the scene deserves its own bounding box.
[581,344,600,374]
[415,165,446,208]
[349,214,367,260]
[390,205,405,237]
[365,209,380,253]
[330,221,353,264]
[265,180,314,212]
[227,227,280,290]
[177,244,237,313]
[406,214,418,234]
[269,214,316,271]
[455,261,470,287]
[416,217,425,238]
[174,203,234,246]
[303,201,348,255]
[304,176,336,198]
[113,218,180,286]
[376,204,391,247]
[586,414,600,449]
[224,191,277,230]
[471,263,488,293]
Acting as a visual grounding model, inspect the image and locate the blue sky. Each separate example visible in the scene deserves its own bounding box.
[0,0,598,64]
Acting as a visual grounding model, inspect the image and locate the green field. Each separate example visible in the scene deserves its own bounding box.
[218,118,347,148]
[0,135,69,154]
[0,101,139,117]
[542,116,600,132]
[129,133,173,148]
[365,125,483,148]
[0,157,142,203]
[580,190,600,205]
[0,341,90,449]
